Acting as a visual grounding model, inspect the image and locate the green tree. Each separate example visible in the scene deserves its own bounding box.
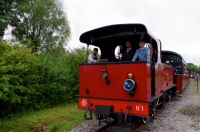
[0,42,40,116]
[10,0,70,53]
[0,0,14,38]
[64,47,88,102]
[0,42,88,117]
[0,0,27,39]
[187,63,198,72]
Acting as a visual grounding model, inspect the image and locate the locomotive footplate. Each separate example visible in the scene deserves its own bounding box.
[95,105,114,117]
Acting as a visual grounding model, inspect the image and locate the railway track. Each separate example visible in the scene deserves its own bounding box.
[92,116,155,132]
[92,119,145,132]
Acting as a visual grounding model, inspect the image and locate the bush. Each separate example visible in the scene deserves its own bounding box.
[0,42,88,117]
[0,42,40,116]
[37,52,69,107]
[64,47,88,102]
[36,47,88,106]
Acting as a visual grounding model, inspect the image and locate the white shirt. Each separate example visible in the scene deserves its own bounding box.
[88,54,97,63]
[127,48,131,53]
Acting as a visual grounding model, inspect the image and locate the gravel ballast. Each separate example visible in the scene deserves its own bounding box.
[142,79,200,132]
[70,79,200,132]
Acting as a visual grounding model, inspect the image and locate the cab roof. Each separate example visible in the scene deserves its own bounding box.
[79,24,149,46]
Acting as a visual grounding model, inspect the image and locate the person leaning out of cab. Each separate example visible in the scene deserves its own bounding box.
[88,48,99,63]
[174,65,182,74]
[184,66,188,74]
[132,39,150,61]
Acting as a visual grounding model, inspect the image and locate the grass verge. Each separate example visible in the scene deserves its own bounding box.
[193,80,200,95]
[0,103,84,132]
[179,106,200,116]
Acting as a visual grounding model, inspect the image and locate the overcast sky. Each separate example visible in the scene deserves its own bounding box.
[62,0,200,65]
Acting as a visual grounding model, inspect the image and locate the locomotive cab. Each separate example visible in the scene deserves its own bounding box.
[81,25,158,63]
[78,24,175,124]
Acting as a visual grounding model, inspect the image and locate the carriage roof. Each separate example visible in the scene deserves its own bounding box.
[162,50,183,58]
[162,50,187,66]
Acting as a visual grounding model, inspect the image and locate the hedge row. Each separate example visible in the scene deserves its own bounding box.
[0,42,88,117]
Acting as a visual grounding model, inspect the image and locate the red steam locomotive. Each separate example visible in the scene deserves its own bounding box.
[78,24,189,124]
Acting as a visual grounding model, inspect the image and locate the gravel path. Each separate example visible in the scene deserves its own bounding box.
[69,79,200,132]
[142,79,200,132]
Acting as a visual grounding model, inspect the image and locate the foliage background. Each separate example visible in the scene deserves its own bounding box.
[187,63,199,73]
[0,42,88,117]
[1,0,199,119]
[0,0,92,118]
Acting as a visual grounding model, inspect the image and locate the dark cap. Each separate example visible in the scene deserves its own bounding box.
[139,39,145,43]
[93,48,98,51]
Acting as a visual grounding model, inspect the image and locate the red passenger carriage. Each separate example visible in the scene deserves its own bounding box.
[161,50,190,94]
[78,24,189,124]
